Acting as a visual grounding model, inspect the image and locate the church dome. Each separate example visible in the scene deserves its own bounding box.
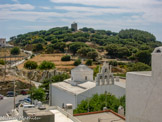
[71,64,93,82]
[71,64,92,71]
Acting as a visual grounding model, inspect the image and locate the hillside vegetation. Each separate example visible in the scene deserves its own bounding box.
[9,26,162,66]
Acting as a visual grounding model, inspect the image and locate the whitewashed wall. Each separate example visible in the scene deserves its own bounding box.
[51,86,77,109]
[126,72,162,122]
[71,70,93,82]
[51,84,125,109]
[126,50,162,122]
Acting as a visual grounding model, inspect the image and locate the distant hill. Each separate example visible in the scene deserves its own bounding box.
[9,26,162,64]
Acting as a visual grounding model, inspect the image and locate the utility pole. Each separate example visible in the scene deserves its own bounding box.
[14,80,16,109]
[4,45,6,75]
[30,67,32,104]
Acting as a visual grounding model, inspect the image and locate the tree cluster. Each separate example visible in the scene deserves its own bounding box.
[74,93,125,114]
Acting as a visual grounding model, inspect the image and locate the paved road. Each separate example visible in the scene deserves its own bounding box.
[11,49,33,68]
[0,95,28,116]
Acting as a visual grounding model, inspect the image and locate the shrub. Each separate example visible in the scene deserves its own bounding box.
[30,54,35,59]
[74,59,81,66]
[24,61,38,69]
[39,61,55,70]
[86,59,92,66]
[109,61,118,66]
[61,55,71,61]
[127,62,151,71]
[0,59,5,65]
[33,43,44,52]
[10,47,20,55]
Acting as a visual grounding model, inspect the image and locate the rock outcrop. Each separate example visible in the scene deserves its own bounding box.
[14,68,64,82]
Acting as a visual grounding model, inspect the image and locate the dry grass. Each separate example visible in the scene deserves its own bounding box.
[0,48,28,61]
[17,53,97,71]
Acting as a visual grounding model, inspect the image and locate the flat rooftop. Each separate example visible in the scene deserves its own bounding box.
[127,71,152,76]
[50,110,73,122]
[52,78,96,94]
[114,79,126,88]
[52,78,126,95]
[74,110,125,122]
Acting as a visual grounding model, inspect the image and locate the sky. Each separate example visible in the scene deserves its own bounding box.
[0,0,162,41]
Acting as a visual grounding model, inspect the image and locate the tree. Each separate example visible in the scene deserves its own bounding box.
[40,73,70,91]
[30,87,45,101]
[109,61,118,66]
[61,55,71,61]
[32,37,45,44]
[93,65,99,77]
[77,47,95,57]
[117,47,131,58]
[0,60,5,65]
[45,45,54,54]
[119,29,156,42]
[74,93,125,114]
[39,61,55,70]
[86,59,93,66]
[135,50,151,65]
[74,59,81,66]
[53,42,66,52]
[10,47,20,55]
[87,51,98,61]
[127,62,151,71]
[33,43,44,52]
[105,44,118,57]
[24,61,38,69]
[69,42,88,55]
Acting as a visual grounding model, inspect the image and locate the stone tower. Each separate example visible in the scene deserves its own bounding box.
[71,22,77,31]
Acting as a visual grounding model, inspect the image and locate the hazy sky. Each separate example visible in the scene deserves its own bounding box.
[0,0,162,41]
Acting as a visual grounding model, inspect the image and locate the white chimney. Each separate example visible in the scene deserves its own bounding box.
[65,104,73,115]
[37,101,42,108]
[103,107,107,111]
[118,105,124,116]
[152,47,162,80]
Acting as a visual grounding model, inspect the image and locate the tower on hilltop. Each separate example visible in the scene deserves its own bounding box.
[71,22,77,31]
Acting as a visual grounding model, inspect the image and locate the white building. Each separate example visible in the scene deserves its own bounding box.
[50,62,125,109]
[0,38,6,47]
[126,46,162,122]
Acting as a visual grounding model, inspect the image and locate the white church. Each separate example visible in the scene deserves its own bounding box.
[49,62,125,109]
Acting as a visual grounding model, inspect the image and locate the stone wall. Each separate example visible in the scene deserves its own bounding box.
[14,67,64,82]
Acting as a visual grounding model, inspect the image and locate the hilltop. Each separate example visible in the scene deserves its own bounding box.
[9,26,162,60]
[8,26,162,75]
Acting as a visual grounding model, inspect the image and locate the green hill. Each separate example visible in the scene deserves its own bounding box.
[9,26,162,65]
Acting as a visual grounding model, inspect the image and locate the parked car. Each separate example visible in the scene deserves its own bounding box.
[6,91,17,97]
[0,94,4,100]
[24,98,31,103]
[19,99,24,103]
[20,90,27,95]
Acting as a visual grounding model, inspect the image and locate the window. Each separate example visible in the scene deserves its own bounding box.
[105,69,107,72]
[85,76,87,80]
